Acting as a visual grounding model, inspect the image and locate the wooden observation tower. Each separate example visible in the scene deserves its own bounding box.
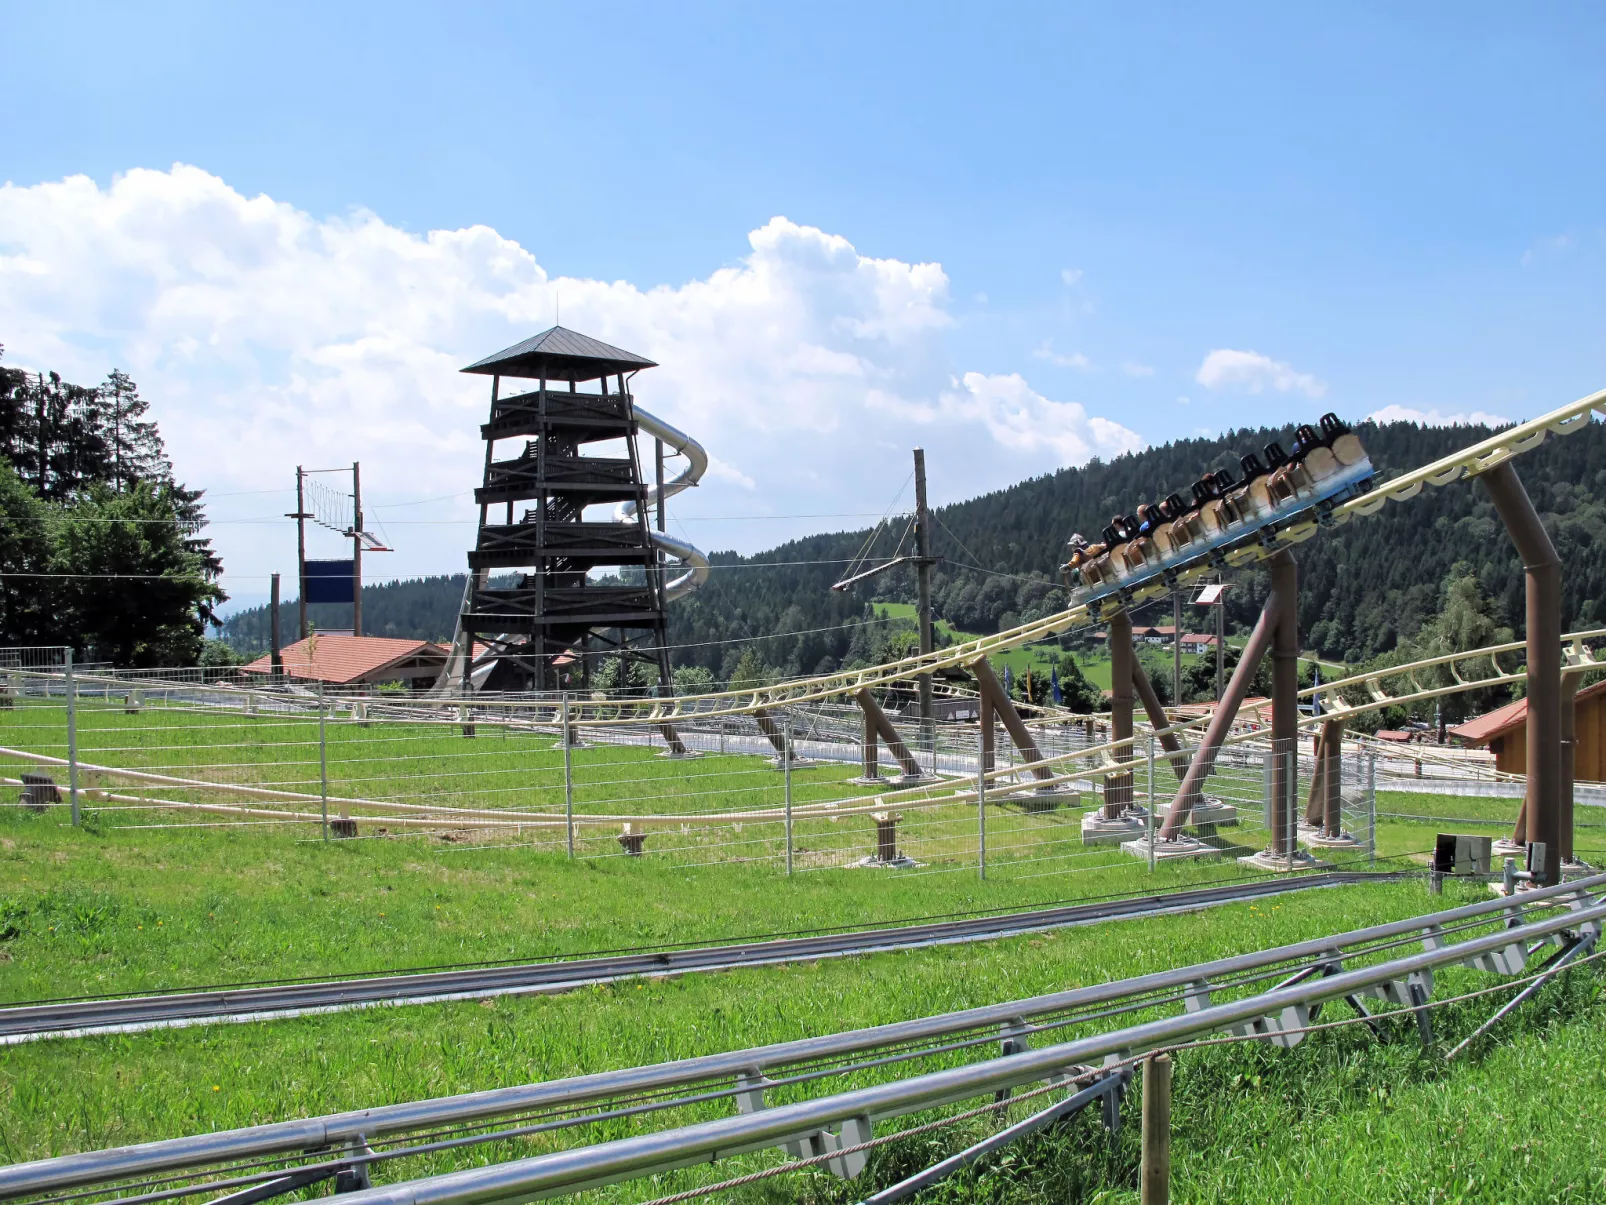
[449,327,673,692]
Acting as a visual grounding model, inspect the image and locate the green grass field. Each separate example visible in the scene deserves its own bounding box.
[3,811,1603,1203]
[3,695,1602,1202]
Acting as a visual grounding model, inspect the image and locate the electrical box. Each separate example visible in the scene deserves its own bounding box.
[1432,833,1492,876]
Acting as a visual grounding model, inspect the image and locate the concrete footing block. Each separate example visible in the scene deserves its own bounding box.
[1119,833,1215,861]
[1189,798,1238,827]
[1303,830,1364,850]
[1238,847,1330,872]
[1081,809,1149,845]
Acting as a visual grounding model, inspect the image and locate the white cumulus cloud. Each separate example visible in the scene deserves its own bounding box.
[943,373,1144,466]
[1366,404,1512,428]
[1033,340,1093,371]
[1195,348,1327,398]
[0,165,1141,597]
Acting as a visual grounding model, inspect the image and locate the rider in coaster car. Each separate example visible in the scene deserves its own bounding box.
[1065,531,1104,569]
[1289,423,1323,460]
[1190,476,1221,508]
[1135,503,1161,536]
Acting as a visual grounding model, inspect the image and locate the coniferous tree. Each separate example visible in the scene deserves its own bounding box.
[0,345,226,664]
[101,369,169,490]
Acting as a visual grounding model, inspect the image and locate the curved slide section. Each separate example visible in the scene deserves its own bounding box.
[619,407,710,601]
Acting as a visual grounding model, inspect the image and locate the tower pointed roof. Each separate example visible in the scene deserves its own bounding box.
[461,326,658,382]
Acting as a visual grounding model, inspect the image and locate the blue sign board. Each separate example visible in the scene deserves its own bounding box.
[304,559,355,605]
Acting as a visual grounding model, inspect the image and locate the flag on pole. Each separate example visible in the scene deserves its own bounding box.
[1051,664,1063,705]
[1003,665,1012,698]
[1025,669,1034,703]
[1312,662,1322,717]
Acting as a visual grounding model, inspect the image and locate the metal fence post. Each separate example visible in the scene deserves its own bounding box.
[1147,733,1156,872]
[976,728,987,880]
[64,648,79,826]
[1287,743,1296,872]
[1262,749,1274,843]
[1367,750,1377,867]
[784,716,794,876]
[317,683,329,842]
[562,694,575,858]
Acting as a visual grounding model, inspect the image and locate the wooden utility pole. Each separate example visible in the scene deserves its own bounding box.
[1172,590,1182,704]
[293,467,308,639]
[351,461,364,638]
[913,449,934,743]
[269,573,283,679]
[1216,586,1225,702]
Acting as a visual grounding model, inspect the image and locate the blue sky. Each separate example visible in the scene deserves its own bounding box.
[1,2,1602,606]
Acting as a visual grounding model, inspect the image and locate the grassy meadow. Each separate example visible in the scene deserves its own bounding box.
[2,696,1602,1202]
[3,813,1603,1203]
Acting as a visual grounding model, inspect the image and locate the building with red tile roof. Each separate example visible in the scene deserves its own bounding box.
[241,635,448,688]
[1451,678,1606,779]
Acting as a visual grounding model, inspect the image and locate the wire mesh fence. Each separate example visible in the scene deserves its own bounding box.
[0,656,1412,891]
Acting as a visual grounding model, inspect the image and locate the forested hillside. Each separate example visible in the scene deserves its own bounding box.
[224,416,1606,677]
[668,417,1606,676]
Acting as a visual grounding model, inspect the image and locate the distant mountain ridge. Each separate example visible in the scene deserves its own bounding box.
[224,418,1606,675]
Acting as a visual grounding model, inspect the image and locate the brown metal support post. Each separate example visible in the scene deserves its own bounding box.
[269,573,283,680]
[861,706,879,780]
[1323,720,1344,838]
[979,689,995,773]
[351,461,363,638]
[1160,559,1288,839]
[1561,668,1577,865]
[855,688,923,779]
[913,449,935,752]
[1304,727,1328,829]
[1106,610,1135,816]
[752,708,793,761]
[968,657,1055,782]
[1270,552,1299,859]
[1482,462,1562,885]
[1132,658,1189,782]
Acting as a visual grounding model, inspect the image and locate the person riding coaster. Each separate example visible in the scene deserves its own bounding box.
[1065,411,1370,594]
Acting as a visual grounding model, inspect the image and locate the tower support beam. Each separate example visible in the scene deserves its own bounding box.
[969,657,1056,784]
[1482,462,1562,886]
[1160,551,1293,840]
[854,689,925,780]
